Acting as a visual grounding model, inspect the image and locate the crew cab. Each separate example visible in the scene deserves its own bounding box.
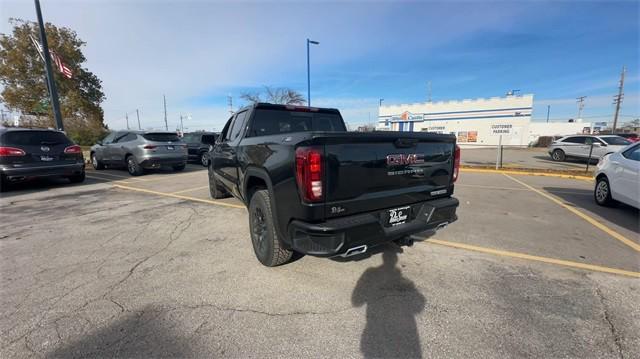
[206,103,460,266]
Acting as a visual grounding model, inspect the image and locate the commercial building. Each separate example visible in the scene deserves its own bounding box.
[377,94,535,146]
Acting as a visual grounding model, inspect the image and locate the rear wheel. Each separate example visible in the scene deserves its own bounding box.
[208,164,230,199]
[126,155,145,176]
[249,189,292,266]
[551,149,566,162]
[68,172,86,183]
[173,164,186,172]
[91,153,105,170]
[199,152,210,167]
[594,176,614,206]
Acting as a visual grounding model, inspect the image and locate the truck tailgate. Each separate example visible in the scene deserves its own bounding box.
[309,132,456,218]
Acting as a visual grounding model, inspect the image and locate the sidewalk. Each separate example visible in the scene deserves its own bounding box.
[461,147,595,174]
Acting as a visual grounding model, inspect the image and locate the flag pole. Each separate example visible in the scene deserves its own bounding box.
[34,0,64,131]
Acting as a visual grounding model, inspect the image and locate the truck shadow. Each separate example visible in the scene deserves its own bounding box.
[544,187,639,234]
[351,245,426,358]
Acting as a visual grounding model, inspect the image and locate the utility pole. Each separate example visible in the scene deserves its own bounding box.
[136,109,141,130]
[546,105,551,123]
[228,94,233,115]
[612,65,626,132]
[306,38,319,107]
[179,114,184,133]
[379,98,384,107]
[125,113,129,130]
[427,81,432,103]
[34,0,64,131]
[163,94,168,131]
[576,96,587,119]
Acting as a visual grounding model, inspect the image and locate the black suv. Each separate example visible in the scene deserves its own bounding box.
[0,127,85,191]
[182,132,218,166]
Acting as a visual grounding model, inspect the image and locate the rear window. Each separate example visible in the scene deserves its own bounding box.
[601,137,631,146]
[142,133,180,142]
[247,109,346,137]
[0,130,72,146]
[561,136,586,144]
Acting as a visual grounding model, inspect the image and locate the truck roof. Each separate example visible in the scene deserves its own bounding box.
[238,102,341,114]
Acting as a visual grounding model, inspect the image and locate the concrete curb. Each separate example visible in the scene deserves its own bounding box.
[460,167,593,181]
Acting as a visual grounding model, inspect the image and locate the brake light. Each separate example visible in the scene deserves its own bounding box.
[295,146,323,202]
[64,145,82,154]
[0,146,26,157]
[144,145,157,150]
[452,144,461,182]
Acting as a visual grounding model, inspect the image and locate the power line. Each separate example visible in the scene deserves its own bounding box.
[576,96,586,119]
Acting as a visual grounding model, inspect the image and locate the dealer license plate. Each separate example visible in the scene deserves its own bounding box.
[387,206,410,227]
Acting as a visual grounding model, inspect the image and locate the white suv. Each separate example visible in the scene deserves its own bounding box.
[548,135,631,162]
[594,143,639,208]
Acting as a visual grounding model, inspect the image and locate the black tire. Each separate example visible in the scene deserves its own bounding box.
[68,171,86,183]
[91,153,105,170]
[208,164,230,199]
[551,149,566,162]
[0,174,7,193]
[173,163,186,172]
[126,155,145,176]
[594,176,614,206]
[249,189,292,266]
[199,152,210,167]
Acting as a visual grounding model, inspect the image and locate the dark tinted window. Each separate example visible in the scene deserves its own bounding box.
[114,133,137,143]
[247,109,346,137]
[229,111,248,141]
[101,132,117,144]
[562,136,586,144]
[143,133,180,142]
[622,145,640,161]
[202,134,216,144]
[1,130,72,146]
[601,136,631,146]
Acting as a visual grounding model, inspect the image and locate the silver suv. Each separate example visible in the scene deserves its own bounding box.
[548,135,631,162]
[90,131,188,175]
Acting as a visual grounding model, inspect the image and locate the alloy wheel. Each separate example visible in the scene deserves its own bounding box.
[595,180,608,203]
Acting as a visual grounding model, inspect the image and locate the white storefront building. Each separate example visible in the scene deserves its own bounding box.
[377,94,593,147]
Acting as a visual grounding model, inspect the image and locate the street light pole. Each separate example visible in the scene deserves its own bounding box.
[306,38,319,107]
[546,105,550,123]
[34,0,64,131]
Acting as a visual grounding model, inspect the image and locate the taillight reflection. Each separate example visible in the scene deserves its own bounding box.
[0,146,26,157]
[453,145,461,182]
[64,145,82,154]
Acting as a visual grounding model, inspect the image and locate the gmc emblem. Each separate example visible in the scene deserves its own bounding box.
[386,153,425,166]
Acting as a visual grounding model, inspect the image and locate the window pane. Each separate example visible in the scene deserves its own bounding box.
[248,109,345,137]
[1,131,72,146]
[229,112,247,140]
[143,133,180,142]
[602,137,631,146]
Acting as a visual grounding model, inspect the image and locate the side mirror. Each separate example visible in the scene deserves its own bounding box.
[97,140,103,146]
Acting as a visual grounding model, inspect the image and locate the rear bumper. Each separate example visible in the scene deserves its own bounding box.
[287,197,459,256]
[1,163,85,180]
[139,155,187,169]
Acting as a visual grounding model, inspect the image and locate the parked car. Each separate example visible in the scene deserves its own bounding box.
[548,135,631,162]
[207,103,459,266]
[182,132,218,166]
[0,127,85,191]
[90,131,187,176]
[594,142,639,208]
[612,133,639,143]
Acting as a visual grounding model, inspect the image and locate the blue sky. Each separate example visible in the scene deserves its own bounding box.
[1,0,638,131]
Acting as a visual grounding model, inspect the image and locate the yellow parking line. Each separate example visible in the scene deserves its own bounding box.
[113,184,245,209]
[171,185,210,194]
[85,171,133,180]
[461,167,593,181]
[503,174,640,252]
[124,170,205,184]
[426,239,640,278]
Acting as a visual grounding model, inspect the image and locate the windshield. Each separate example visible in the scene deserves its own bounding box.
[601,136,631,145]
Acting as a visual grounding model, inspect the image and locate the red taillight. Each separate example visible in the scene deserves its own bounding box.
[295,146,323,202]
[64,145,82,154]
[0,146,26,157]
[144,145,157,150]
[452,144,461,182]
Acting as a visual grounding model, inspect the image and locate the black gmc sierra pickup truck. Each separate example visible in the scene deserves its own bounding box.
[206,103,459,266]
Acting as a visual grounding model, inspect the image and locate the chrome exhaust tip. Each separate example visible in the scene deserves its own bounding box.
[435,222,449,231]
[340,245,368,258]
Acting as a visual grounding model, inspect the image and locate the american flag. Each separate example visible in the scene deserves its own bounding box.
[29,35,73,79]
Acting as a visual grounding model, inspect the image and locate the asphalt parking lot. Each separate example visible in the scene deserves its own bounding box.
[1,165,638,358]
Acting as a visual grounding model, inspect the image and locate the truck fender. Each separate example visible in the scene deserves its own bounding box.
[243,167,289,246]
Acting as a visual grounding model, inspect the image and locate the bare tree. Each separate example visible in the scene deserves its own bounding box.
[241,86,305,105]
